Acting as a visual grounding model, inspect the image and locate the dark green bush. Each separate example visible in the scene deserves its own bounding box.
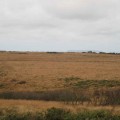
[75,110,120,120]
[45,107,70,120]
[2,112,32,120]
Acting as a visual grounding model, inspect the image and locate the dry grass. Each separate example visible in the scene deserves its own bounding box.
[0,99,120,114]
[0,52,120,92]
[0,52,120,115]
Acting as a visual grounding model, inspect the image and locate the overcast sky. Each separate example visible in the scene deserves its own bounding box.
[0,0,120,52]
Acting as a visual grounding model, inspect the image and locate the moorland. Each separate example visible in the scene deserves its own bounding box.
[0,51,120,119]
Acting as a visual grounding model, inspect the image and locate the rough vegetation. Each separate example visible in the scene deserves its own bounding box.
[75,80,120,88]
[0,107,120,120]
[0,88,120,106]
[0,52,120,119]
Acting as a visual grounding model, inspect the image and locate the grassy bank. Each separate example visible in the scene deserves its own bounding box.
[0,107,120,120]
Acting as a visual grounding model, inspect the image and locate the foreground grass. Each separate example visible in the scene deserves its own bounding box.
[0,107,120,120]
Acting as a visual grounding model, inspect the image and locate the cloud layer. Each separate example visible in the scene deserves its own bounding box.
[0,0,120,52]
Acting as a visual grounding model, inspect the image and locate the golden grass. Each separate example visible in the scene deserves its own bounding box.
[0,52,120,114]
[0,52,120,92]
[0,99,120,114]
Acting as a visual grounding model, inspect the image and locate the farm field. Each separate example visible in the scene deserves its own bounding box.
[0,51,120,119]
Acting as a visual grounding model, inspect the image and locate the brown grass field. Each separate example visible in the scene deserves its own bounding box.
[0,51,120,114]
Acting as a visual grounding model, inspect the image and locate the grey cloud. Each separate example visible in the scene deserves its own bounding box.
[0,0,58,29]
[42,0,118,20]
[0,0,120,52]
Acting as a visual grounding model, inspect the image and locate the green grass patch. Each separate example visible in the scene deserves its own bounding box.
[75,80,120,88]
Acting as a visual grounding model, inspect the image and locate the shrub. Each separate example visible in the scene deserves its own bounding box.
[76,110,112,120]
[34,112,44,120]
[0,88,119,106]
[45,107,73,120]
[0,89,89,105]
[93,88,120,105]
[4,113,30,120]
